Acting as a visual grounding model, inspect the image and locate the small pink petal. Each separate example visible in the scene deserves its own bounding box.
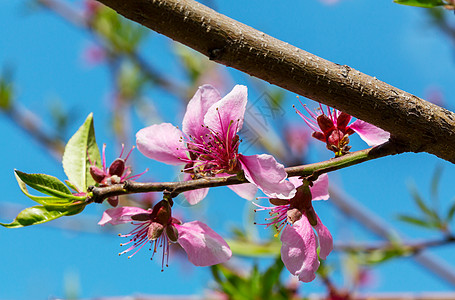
[183,189,209,205]
[182,84,221,140]
[98,207,148,226]
[136,123,188,165]
[239,154,296,199]
[227,183,258,200]
[182,172,209,205]
[310,174,329,201]
[288,177,303,188]
[204,85,248,140]
[216,172,258,200]
[349,119,390,146]
[280,218,320,282]
[176,221,232,266]
[313,214,333,260]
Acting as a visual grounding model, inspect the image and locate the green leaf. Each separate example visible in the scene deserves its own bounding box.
[15,171,85,209]
[394,0,445,7]
[0,206,70,228]
[62,113,101,193]
[408,182,440,221]
[397,214,440,229]
[65,180,80,193]
[14,170,81,200]
[431,165,443,200]
[0,68,14,111]
[260,257,284,299]
[445,199,455,222]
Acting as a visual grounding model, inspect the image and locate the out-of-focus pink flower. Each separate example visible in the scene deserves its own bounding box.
[136,85,296,204]
[83,0,102,18]
[255,174,333,282]
[285,124,310,158]
[295,102,390,157]
[89,144,147,206]
[99,200,232,268]
[425,86,445,107]
[83,44,106,66]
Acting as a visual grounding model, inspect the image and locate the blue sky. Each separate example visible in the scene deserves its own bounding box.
[1,0,455,299]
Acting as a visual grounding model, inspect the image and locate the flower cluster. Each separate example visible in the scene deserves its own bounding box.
[99,200,231,268]
[255,174,332,282]
[136,84,295,204]
[295,102,390,156]
[97,84,390,282]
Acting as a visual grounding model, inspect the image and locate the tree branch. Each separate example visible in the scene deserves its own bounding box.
[88,142,402,203]
[95,0,455,163]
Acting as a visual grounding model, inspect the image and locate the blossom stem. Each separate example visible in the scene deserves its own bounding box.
[88,140,404,203]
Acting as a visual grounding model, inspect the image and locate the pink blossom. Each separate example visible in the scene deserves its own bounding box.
[89,144,147,206]
[295,102,390,157]
[83,44,106,66]
[99,200,232,268]
[136,85,296,204]
[284,124,310,158]
[255,174,333,282]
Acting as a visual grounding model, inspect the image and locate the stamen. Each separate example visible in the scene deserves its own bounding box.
[124,145,135,162]
[102,143,107,172]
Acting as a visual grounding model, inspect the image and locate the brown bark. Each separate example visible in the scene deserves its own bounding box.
[96,0,455,163]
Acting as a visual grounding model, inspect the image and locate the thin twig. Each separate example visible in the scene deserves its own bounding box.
[88,142,403,203]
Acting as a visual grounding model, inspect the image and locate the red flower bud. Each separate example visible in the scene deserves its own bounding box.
[90,165,106,183]
[109,158,125,177]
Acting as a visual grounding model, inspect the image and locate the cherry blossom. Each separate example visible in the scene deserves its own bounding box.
[295,102,390,157]
[136,85,295,204]
[99,200,232,268]
[255,174,333,282]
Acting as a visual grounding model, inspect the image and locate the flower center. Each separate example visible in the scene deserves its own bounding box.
[182,118,242,178]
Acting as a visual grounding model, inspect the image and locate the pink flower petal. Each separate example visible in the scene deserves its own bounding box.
[310,174,329,201]
[216,172,257,200]
[313,214,333,260]
[98,207,148,226]
[204,85,248,140]
[136,123,188,165]
[239,154,296,199]
[288,176,303,188]
[349,119,390,146]
[182,84,222,140]
[227,183,258,200]
[176,221,232,266]
[182,172,209,205]
[288,175,329,201]
[183,189,210,205]
[280,218,320,282]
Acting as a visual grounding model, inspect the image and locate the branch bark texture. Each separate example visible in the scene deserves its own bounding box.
[96,0,455,163]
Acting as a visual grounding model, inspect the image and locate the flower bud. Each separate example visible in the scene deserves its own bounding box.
[109,158,125,177]
[90,165,106,183]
